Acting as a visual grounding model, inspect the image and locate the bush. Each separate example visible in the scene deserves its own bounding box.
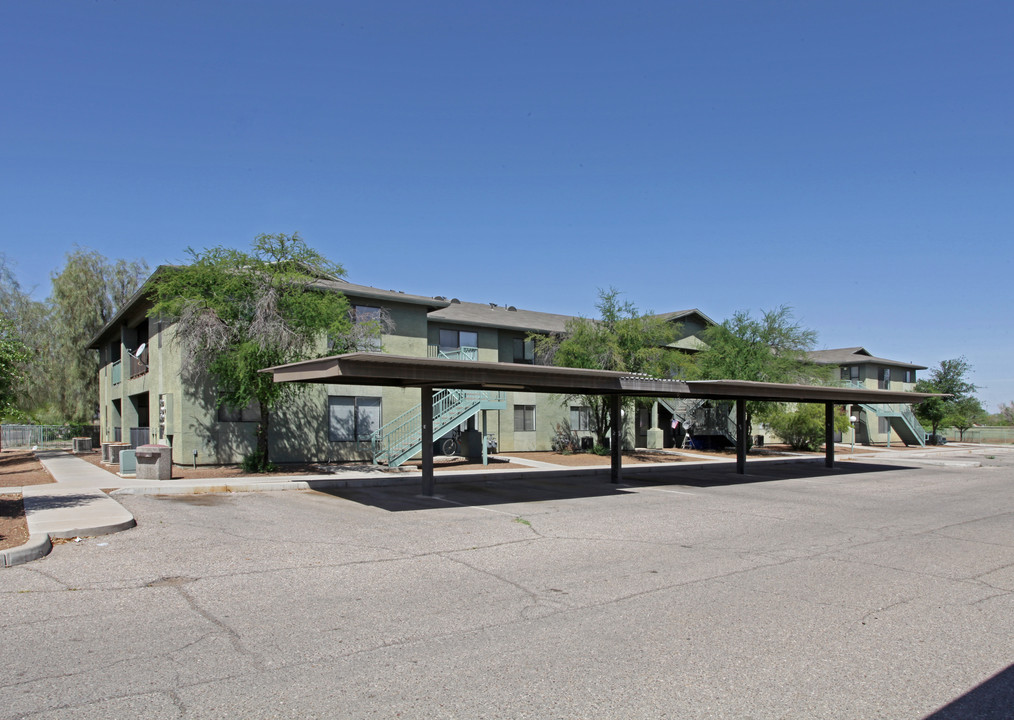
[592,443,611,456]
[551,422,579,454]
[240,451,277,473]
[766,404,848,452]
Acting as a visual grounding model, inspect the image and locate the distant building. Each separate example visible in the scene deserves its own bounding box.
[808,347,927,445]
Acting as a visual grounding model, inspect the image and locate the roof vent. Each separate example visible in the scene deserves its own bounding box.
[434,295,447,301]
[489,302,497,308]
[507,306,517,311]
[450,298,460,304]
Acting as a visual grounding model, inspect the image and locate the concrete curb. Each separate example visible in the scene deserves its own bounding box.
[44,517,138,540]
[1,532,52,567]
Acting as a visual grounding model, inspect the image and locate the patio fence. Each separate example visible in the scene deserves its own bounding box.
[1,424,100,451]
[939,426,1014,445]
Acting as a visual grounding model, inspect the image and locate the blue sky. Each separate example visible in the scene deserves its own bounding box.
[2,1,1012,409]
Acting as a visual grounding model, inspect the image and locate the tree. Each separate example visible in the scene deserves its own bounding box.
[0,315,30,426]
[691,306,831,440]
[532,288,684,448]
[915,357,979,438]
[948,396,986,441]
[997,402,1014,426]
[0,254,50,420]
[47,248,149,422]
[149,233,367,470]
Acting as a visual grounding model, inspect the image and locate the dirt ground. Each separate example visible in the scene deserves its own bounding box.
[0,450,56,552]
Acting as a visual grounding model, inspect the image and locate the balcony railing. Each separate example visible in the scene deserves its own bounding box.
[427,345,479,361]
[111,360,122,386]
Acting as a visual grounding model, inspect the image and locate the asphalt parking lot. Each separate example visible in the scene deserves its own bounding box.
[3,449,1013,719]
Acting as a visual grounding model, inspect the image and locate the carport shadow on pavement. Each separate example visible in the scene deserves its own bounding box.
[922,663,1014,720]
[317,460,918,512]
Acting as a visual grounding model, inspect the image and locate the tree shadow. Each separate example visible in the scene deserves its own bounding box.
[317,461,917,512]
[22,493,104,511]
[922,663,1014,719]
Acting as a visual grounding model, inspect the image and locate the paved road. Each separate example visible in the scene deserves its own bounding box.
[2,449,1013,719]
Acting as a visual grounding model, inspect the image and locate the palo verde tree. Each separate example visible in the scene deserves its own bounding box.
[532,288,685,448]
[691,306,832,441]
[148,233,363,471]
[915,357,982,439]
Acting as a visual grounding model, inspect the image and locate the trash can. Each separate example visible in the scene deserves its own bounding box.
[135,444,172,481]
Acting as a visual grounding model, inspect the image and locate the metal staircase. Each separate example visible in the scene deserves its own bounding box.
[371,346,506,467]
[371,388,506,467]
[843,381,926,446]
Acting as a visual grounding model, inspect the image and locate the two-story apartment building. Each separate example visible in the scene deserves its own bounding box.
[88,270,714,466]
[808,347,927,446]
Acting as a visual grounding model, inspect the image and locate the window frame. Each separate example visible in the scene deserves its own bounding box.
[328,396,382,443]
[570,405,591,432]
[513,404,536,432]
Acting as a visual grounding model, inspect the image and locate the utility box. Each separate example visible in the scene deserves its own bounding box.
[107,443,131,465]
[136,444,172,481]
[119,449,137,475]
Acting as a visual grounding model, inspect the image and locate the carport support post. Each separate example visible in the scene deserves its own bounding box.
[825,402,835,469]
[421,386,435,496]
[610,394,622,484]
[736,399,747,475]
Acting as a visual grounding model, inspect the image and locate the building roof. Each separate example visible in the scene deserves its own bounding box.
[428,300,574,334]
[808,347,927,370]
[315,278,449,310]
[653,308,718,326]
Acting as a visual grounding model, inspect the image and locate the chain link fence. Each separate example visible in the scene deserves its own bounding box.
[940,426,1014,444]
[1,425,100,451]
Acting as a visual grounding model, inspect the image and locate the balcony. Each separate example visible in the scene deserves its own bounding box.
[111,360,122,386]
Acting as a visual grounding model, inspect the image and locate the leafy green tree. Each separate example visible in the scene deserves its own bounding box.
[691,306,831,440]
[948,397,986,441]
[149,233,364,470]
[0,315,30,428]
[915,357,979,438]
[0,255,52,420]
[997,402,1014,426]
[532,288,684,447]
[48,248,149,422]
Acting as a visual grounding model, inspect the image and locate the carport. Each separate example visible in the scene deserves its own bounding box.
[262,353,938,495]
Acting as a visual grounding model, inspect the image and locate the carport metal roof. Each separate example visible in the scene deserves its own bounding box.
[262,353,940,494]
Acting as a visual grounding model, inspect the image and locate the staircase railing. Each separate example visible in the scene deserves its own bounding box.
[371,388,506,467]
[840,380,926,446]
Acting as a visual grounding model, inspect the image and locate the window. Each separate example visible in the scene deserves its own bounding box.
[570,406,591,431]
[439,329,478,353]
[904,369,915,383]
[840,366,859,382]
[352,305,383,351]
[878,367,891,390]
[328,396,382,442]
[352,305,382,324]
[878,416,891,434]
[514,405,536,432]
[218,398,260,423]
[513,338,535,364]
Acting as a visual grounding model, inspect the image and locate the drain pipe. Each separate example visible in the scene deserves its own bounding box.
[192,449,198,470]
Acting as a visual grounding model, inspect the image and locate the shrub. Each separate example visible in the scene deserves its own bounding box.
[551,421,580,454]
[766,404,849,452]
[240,451,277,473]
